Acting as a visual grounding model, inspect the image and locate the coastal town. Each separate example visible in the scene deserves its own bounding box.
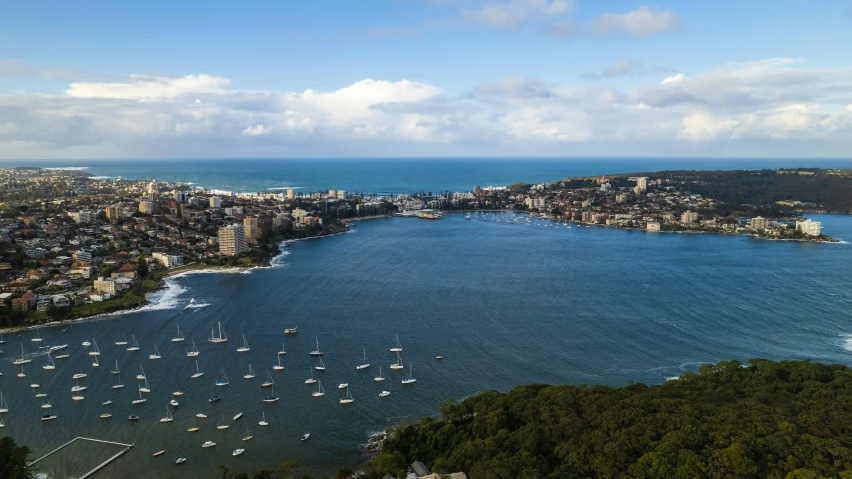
[0,167,838,328]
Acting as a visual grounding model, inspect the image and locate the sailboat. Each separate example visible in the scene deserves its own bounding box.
[88,339,101,356]
[374,367,385,381]
[148,344,161,360]
[127,335,140,352]
[131,387,147,405]
[232,448,245,457]
[160,408,174,423]
[111,360,120,374]
[71,379,87,392]
[172,324,185,342]
[304,367,316,385]
[0,393,8,413]
[278,343,287,356]
[208,321,227,343]
[100,402,113,419]
[187,338,200,357]
[0,333,5,344]
[314,357,325,371]
[312,379,325,397]
[32,327,42,343]
[356,349,370,370]
[242,425,254,441]
[339,386,354,404]
[310,336,322,356]
[43,351,55,370]
[244,364,255,379]
[273,355,285,371]
[202,441,216,448]
[390,351,404,370]
[92,355,100,367]
[41,405,57,421]
[72,394,85,401]
[112,373,125,389]
[258,412,268,427]
[233,412,243,421]
[262,385,280,403]
[73,372,87,379]
[261,371,274,388]
[81,340,91,347]
[390,334,403,352]
[215,369,229,386]
[191,361,204,379]
[42,399,53,409]
[17,365,26,378]
[13,344,31,365]
[236,335,250,353]
[136,365,146,380]
[115,334,128,346]
[139,376,151,393]
[187,418,200,432]
[173,391,184,396]
[216,414,229,430]
[402,362,417,384]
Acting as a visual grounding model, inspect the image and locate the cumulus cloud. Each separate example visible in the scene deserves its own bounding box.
[591,6,679,37]
[2,58,852,158]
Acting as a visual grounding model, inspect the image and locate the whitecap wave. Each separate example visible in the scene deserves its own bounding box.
[42,166,89,170]
[841,334,852,352]
[185,302,210,310]
[267,186,302,190]
[87,176,112,180]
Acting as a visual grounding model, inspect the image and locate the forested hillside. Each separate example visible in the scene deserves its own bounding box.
[367,359,852,479]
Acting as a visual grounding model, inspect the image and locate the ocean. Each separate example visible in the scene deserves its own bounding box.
[0,159,851,478]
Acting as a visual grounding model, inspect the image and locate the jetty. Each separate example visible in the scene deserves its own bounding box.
[28,436,134,477]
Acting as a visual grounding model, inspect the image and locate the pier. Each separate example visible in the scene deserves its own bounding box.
[28,437,133,477]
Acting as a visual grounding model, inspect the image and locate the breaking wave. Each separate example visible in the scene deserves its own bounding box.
[43,166,89,170]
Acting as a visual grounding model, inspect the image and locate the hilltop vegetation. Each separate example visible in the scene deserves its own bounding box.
[368,359,852,479]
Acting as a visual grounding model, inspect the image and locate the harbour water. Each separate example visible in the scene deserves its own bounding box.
[1,211,851,477]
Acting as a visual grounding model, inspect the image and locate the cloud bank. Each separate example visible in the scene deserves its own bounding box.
[1,57,852,158]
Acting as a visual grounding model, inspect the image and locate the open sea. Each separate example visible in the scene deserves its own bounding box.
[1,158,852,478]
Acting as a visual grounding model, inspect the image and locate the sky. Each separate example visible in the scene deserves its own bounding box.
[1,0,852,159]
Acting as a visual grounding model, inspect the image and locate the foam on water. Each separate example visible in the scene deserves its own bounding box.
[42,166,89,170]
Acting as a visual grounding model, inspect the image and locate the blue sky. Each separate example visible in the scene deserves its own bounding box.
[1,0,851,159]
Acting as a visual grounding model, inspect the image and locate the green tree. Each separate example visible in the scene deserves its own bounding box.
[0,437,35,479]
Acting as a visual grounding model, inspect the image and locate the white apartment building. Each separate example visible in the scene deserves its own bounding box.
[69,211,91,224]
[93,276,117,296]
[139,201,155,214]
[218,224,247,256]
[152,252,184,268]
[210,196,222,208]
[751,216,768,231]
[796,219,822,236]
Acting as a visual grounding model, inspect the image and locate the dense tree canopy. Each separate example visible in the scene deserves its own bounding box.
[0,437,35,479]
[369,359,852,479]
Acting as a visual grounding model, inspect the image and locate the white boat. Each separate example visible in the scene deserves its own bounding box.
[233,412,243,421]
[244,364,255,379]
[202,441,216,448]
[301,433,310,441]
[72,395,85,401]
[81,340,91,347]
[402,362,417,384]
[196,413,207,419]
[188,418,200,432]
[170,399,179,407]
[55,353,70,360]
[139,376,151,393]
[73,372,87,380]
[41,406,57,421]
[216,414,229,430]
[379,391,390,397]
[42,400,53,409]
[115,334,128,346]
[339,387,354,404]
[314,357,325,372]
[187,338,200,357]
[127,335,140,352]
[208,321,227,343]
[0,333,5,344]
[236,334,250,353]
[232,448,245,457]
[88,339,101,356]
[390,351,404,370]
[309,336,322,356]
[13,344,31,365]
[92,355,100,367]
[0,415,3,428]
[242,425,253,441]
[258,412,268,427]
[172,324,185,342]
[356,349,370,370]
[173,391,184,396]
[71,380,87,392]
[136,365,146,380]
[312,379,325,397]
[273,355,285,371]
[215,369,229,386]
[111,360,120,374]
[102,400,113,406]
[160,408,174,423]
[304,367,316,385]
[338,383,348,389]
[43,351,56,370]
[262,385,279,403]
[175,458,187,464]
[390,334,403,353]
[152,450,164,457]
[113,373,125,389]
[0,393,7,413]
[17,365,26,378]
[131,388,147,405]
[261,371,275,388]
[100,412,112,419]
[278,343,287,356]
[374,367,385,382]
[35,393,47,398]
[30,383,40,388]
[32,327,43,343]
[284,327,297,334]
[149,344,161,360]
[191,360,204,379]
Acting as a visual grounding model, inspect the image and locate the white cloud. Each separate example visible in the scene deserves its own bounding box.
[241,124,273,136]
[3,58,852,158]
[591,6,679,37]
[462,0,574,29]
[67,74,231,99]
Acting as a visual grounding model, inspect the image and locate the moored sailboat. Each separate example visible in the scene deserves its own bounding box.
[172,324,185,342]
[244,364,255,379]
[187,338,200,357]
[356,349,370,370]
[208,321,227,343]
[311,379,325,397]
[236,335,250,353]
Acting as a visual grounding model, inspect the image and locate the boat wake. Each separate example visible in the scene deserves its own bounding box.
[184,301,210,310]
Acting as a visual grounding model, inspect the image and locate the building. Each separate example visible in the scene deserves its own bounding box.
[244,216,260,241]
[174,191,187,203]
[93,276,117,296]
[600,183,612,193]
[224,206,244,216]
[74,250,93,263]
[751,216,768,231]
[11,292,37,312]
[616,194,626,204]
[647,222,661,232]
[681,211,699,225]
[218,224,247,256]
[291,208,308,219]
[636,177,648,191]
[210,196,222,208]
[147,180,159,193]
[69,211,91,224]
[152,252,184,268]
[138,201,155,214]
[105,205,122,220]
[286,188,295,200]
[797,219,822,236]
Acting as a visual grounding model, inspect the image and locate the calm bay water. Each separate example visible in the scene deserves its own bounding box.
[1,158,851,477]
[1,213,850,478]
